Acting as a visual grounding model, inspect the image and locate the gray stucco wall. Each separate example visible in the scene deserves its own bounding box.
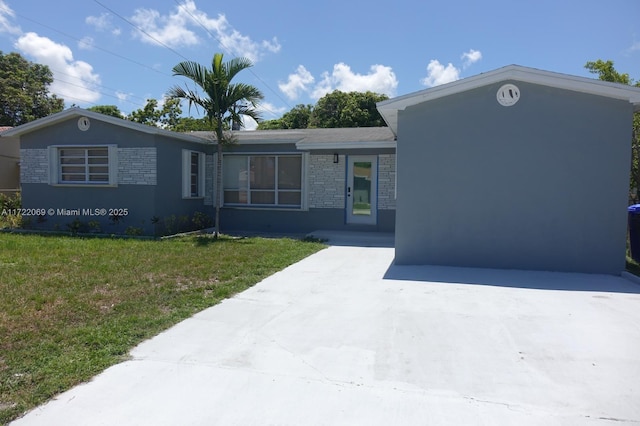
[0,136,20,194]
[394,81,633,274]
[220,208,395,234]
[19,117,212,235]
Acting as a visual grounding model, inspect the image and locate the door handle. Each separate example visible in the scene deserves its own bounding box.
[347,187,351,197]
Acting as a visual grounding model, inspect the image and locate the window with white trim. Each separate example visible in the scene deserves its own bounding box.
[49,145,117,186]
[223,154,302,207]
[182,150,205,198]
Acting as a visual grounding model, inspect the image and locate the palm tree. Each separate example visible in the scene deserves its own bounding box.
[168,53,264,238]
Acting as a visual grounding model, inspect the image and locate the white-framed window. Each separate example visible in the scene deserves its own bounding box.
[223,154,303,208]
[48,145,117,186]
[182,149,205,198]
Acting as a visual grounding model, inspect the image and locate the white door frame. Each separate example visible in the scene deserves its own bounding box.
[346,155,378,225]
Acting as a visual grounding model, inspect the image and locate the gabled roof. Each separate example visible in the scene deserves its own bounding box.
[0,108,208,144]
[191,127,396,149]
[377,64,640,135]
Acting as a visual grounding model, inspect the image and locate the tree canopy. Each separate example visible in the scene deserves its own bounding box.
[0,51,64,126]
[127,98,182,129]
[258,90,389,129]
[585,60,635,86]
[86,105,123,118]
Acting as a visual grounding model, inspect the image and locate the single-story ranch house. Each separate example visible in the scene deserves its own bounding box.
[3,65,640,275]
[2,108,396,236]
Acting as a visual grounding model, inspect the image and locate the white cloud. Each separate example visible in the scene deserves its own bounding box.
[284,63,398,100]
[259,101,287,119]
[78,36,94,51]
[629,40,640,52]
[116,91,130,102]
[129,0,279,62]
[86,13,121,36]
[279,65,315,100]
[15,32,102,104]
[421,60,460,87]
[461,49,482,68]
[327,63,398,97]
[0,1,21,35]
[421,49,483,87]
[242,116,258,131]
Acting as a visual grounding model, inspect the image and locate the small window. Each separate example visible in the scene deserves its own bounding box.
[183,150,205,198]
[223,154,303,208]
[49,145,117,186]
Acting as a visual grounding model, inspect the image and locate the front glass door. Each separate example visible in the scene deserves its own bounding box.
[346,155,377,225]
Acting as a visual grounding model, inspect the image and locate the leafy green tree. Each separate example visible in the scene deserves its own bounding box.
[172,116,216,132]
[259,92,389,129]
[0,51,64,126]
[87,105,123,118]
[258,104,312,129]
[257,118,285,129]
[585,59,640,201]
[127,98,182,129]
[168,53,263,237]
[310,90,389,128]
[585,60,633,85]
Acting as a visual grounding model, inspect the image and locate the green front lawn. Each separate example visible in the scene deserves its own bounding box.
[0,233,324,424]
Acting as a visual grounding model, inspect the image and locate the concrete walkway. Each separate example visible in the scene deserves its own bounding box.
[11,244,640,425]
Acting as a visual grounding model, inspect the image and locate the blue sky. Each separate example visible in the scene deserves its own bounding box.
[1,0,639,129]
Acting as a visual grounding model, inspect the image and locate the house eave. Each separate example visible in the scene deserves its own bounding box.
[1,108,209,144]
[296,140,397,150]
[377,64,640,135]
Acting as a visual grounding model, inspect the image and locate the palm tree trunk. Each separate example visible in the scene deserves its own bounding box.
[214,117,224,239]
[215,141,222,238]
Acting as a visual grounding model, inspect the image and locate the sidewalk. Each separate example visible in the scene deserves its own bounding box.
[12,245,640,425]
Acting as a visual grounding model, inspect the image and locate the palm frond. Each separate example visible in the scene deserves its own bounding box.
[172,61,209,88]
[225,57,255,81]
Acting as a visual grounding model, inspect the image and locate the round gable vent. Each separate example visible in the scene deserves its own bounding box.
[78,117,91,131]
[496,84,520,107]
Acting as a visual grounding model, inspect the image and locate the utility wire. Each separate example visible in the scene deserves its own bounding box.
[93,0,192,62]
[171,0,292,114]
[0,4,174,79]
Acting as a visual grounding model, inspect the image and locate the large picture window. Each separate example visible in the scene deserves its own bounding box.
[223,155,302,207]
[49,145,117,186]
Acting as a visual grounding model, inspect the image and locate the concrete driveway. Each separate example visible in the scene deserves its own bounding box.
[11,242,640,425]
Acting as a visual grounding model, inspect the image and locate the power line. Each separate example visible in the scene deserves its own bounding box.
[93,0,192,62]
[0,3,174,79]
[171,0,292,114]
[2,2,287,119]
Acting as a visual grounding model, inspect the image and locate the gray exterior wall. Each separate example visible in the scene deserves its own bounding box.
[220,208,395,234]
[219,148,396,234]
[19,117,212,235]
[394,81,632,274]
[0,136,20,194]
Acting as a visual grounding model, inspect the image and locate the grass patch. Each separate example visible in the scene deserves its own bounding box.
[0,233,324,424]
[626,255,640,276]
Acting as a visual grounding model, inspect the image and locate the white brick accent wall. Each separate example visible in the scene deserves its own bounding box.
[21,147,158,186]
[117,148,157,185]
[378,154,396,210]
[20,149,49,184]
[308,154,345,209]
[308,153,395,210]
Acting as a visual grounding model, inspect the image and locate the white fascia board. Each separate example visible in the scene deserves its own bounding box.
[377,64,640,133]
[295,140,396,150]
[2,108,209,144]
